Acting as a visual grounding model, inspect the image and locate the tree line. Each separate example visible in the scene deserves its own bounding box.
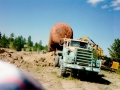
[0,32,48,52]
[0,32,120,63]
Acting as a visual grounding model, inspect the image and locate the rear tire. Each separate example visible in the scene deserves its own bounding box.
[58,56,61,67]
[54,56,59,67]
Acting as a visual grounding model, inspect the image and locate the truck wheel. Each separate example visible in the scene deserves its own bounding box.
[54,56,59,67]
[58,56,61,67]
[60,63,66,76]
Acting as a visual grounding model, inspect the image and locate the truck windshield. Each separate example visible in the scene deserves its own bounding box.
[70,41,88,48]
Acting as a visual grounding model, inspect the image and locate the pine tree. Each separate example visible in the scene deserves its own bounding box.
[27,36,33,47]
[13,36,25,51]
[0,34,9,48]
[0,32,1,40]
[108,38,120,62]
[9,33,14,42]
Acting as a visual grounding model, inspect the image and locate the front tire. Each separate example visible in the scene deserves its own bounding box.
[60,63,66,76]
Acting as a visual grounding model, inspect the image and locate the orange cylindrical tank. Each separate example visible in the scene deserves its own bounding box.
[48,22,73,52]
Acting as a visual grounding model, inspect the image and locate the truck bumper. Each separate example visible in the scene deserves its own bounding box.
[64,64,101,73]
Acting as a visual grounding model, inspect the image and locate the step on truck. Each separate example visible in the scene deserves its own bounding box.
[54,38,102,76]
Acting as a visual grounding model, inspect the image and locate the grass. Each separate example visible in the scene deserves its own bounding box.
[66,74,75,80]
[51,71,62,78]
[51,70,78,80]
[116,67,120,74]
[51,71,57,75]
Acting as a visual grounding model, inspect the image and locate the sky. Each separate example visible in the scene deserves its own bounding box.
[0,0,120,56]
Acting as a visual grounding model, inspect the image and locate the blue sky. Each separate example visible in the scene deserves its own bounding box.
[0,0,120,56]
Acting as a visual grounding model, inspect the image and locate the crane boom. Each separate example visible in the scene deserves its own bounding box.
[79,36,104,59]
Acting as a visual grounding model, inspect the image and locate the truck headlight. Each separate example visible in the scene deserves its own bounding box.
[66,58,74,64]
[96,60,101,67]
[92,60,96,66]
[92,63,96,66]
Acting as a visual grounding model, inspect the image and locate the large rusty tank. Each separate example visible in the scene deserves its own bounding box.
[48,22,73,52]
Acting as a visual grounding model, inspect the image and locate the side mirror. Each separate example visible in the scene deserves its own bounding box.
[67,49,71,55]
[59,39,63,46]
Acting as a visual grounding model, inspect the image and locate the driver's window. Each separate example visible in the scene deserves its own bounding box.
[70,41,80,47]
[75,42,80,47]
[71,41,75,46]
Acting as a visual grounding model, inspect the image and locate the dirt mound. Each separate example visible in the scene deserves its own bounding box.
[0,48,5,54]
[0,49,55,70]
[32,52,55,67]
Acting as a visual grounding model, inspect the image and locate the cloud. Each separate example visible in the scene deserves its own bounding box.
[101,5,109,9]
[114,6,120,10]
[111,0,120,10]
[111,0,120,6]
[86,0,120,11]
[87,0,104,5]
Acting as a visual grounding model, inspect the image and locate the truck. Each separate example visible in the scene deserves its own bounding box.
[54,37,102,76]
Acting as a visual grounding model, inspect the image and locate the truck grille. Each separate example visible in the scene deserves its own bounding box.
[76,49,92,66]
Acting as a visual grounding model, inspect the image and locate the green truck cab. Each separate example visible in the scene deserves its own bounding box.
[55,38,101,76]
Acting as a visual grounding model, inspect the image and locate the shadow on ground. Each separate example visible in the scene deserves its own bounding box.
[64,71,111,85]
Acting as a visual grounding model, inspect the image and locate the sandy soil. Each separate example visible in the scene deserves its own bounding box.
[0,48,120,90]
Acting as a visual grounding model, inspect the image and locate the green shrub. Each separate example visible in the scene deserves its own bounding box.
[116,67,120,74]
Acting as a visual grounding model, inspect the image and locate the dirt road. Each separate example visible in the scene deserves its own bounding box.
[28,66,120,90]
[0,48,120,90]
